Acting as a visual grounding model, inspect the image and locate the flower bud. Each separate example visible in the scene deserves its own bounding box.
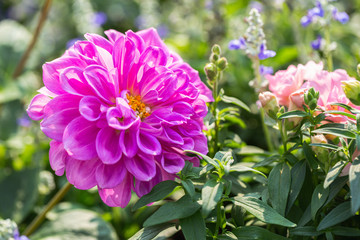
[204,63,218,81]
[258,91,279,119]
[287,89,307,128]
[210,53,219,63]
[304,88,319,110]
[342,79,360,105]
[212,44,221,55]
[217,57,228,70]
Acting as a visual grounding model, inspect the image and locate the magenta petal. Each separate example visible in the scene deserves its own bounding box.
[27,94,51,121]
[104,29,125,44]
[139,46,167,67]
[172,102,194,117]
[136,28,170,56]
[96,127,122,164]
[193,134,209,154]
[79,96,103,121]
[125,153,156,181]
[49,141,67,176]
[137,130,162,155]
[120,122,139,158]
[85,33,113,53]
[134,168,162,197]
[41,94,81,141]
[163,127,184,145]
[179,119,202,136]
[60,67,93,96]
[98,172,133,207]
[66,157,99,190]
[95,160,126,189]
[63,116,100,160]
[83,65,116,104]
[162,152,185,174]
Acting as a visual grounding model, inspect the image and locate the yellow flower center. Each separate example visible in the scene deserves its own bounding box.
[126,94,151,119]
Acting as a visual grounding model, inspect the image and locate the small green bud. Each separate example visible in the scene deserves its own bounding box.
[212,44,221,55]
[304,88,319,110]
[210,53,219,63]
[204,63,217,81]
[217,57,228,70]
[342,80,360,105]
[258,91,279,119]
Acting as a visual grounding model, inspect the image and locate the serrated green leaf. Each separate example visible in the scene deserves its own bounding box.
[287,160,306,214]
[290,226,323,237]
[278,110,308,119]
[129,223,175,240]
[201,179,224,217]
[233,196,296,227]
[133,180,179,211]
[332,226,360,236]
[317,201,353,231]
[179,210,206,240]
[312,128,356,139]
[268,162,291,216]
[232,226,288,240]
[143,195,201,227]
[311,184,329,220]
[221,95,250,112]
[230,163,266,178]
[324,161,346,189]
[349,157,360,214]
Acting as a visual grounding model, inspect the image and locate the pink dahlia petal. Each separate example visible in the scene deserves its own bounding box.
[98,173,133,207]
[79,96,104,121]
[162,126,184,145]
[49,141,67,176]
[137,28,170,56]
[126,30,145,53]
[134,166,162,197]
[125,153,156,181]
[63,116,100,160]
[66,157,99,190]
[193,134,209,154]
[178,119,202,136]
[60,67,93,96]
[96,127,122,164]
[27,94,51,121]
[95,161,127,189]
[84,33,113,53]
[137,129,162,155]
[41,94,81,141]
[161,152,185,174]
[120,122,139,158]
[106,98,138,130]
[104,29,125,44]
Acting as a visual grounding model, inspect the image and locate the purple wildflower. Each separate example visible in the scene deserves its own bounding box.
[27,28,212,208]
[258,43,276,60]
[259,65,273,75]
[301,15,312,27]
[311,35,322,50]
[332,8,349,24]
[228,38,246,50]
[17,114,31,127]
[301,1,324,27]
[92,12,107,26]
[250,1,263,13]
[13,229,29,240]
[156,24,169,38]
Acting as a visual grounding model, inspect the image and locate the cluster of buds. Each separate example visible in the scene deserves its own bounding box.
[258,91,279,119]
[304,88,319,111]
[204,44,228,83]
[0,219,29,240]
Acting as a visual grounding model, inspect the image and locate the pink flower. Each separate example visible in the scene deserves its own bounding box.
[27,28,212,207]
[267,61,323,106]
[289,88,307,111]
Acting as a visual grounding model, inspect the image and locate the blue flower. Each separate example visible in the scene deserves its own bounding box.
[311,35,322,50]
[258,43,276,60]
[332,8,349,24]
[301,1,324,27]
[228,38,246,50]
[301,15,312,27]
[259,65,273,75]
[92,12,107,27]
[17,114,31,127]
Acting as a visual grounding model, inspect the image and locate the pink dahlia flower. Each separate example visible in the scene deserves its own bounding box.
[27,28,212,207]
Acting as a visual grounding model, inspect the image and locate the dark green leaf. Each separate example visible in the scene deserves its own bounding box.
[317,201,353,231]
[253,155,280,168]
[230,163,266,178]
[179,210,206,240]
[309,143,340,151]
[311,184,329,220]
[324,176,348,206]
[221,95,250,112]
[133,180,179,211]
[143,195,201,227]
[312,128,356,139]
[278,110,308,119]
[287,160,306,214]
[303,142,319,170]
[324,110,356,120]
[0,168,39,222]
[201,179,224,217]
[233,196,296,227]
[324,161,346,188]
[290,226,322,237]
[185,150,219,168]
[268,162,291,216]
[298,205,311,227]
[332,226,360,236]
[129,223,175,240]
[232,226,288,240]
[349,157,360,214]
[231,204,246,227]
[181,179,195,199]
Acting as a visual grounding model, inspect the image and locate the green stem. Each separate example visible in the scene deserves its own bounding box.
[278,120,287,152]
[324,26,333,71]
[211,72,220,156]
[23,182,72,237]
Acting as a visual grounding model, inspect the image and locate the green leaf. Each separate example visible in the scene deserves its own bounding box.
[129,223,175,240]
[181,179,195,199]
[287,160,306,214]
[31,203,117,240]
[332,226,360,236]
[143,195,201,227]
[290,226,323,237]
[221,95,250,112]
[324,176,348,206]
[303,142,319,170]
[233,196,296,227]
[323,110,356,120]
[133,180,179,211]
[230,163,267,178]
[349,157,360,214]
[223,115,246,128]
[231,226,288,240]
[312,128,356,139]
[317,201,353,231]
[298,205,311,227]
[0,168,39,222]
[253,154,280,168]
[179,210,206,240]
[201,179,224,217]
[185,150,219,168]
[268,162,291,216]
[324,161,346,188]
[325,232,334,240]
[278,110,308,119]
[311,184,329,220]
[309,143,340,151]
